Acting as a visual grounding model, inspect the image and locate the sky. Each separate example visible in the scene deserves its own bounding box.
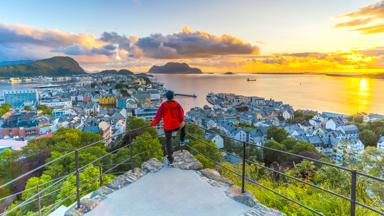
[0,0,383,73]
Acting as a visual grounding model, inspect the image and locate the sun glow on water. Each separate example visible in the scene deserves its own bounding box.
[360,78,368,92]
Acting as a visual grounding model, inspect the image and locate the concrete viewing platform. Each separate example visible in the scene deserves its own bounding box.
[87,168,250,216]
[52,151,283,216]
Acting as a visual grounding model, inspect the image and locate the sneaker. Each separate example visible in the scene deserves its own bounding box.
[180,139,188,146]
[165,157,174,167]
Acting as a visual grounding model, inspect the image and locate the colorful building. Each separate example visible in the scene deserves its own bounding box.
[99,96,116,105]
[1,112,39,138]
[4,89,38,108]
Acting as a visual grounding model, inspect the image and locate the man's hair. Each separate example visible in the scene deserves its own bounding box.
[165,90,174,100]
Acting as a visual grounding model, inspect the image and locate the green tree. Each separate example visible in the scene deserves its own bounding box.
[287,110,315,124]
[37,104,53,115]
[266,126,288,143]
[183,124,223,168]
[23,105,32,111]
[189,139,223,168]
[359,129,377,147]
[118,117,158,151]
[130,133,163,166]
[290,160,317,180]
[348,113,364,123]
[21,174,53,212]
[263,141,286,165]
[281,137,297,150]
[56,165,113,206]
[289,141,318,154]
[0,103,11,116]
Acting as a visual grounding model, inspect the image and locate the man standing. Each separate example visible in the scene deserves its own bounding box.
[151,90,186,164]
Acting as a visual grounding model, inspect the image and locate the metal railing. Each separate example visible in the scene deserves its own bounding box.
[0,125,156,216]
[186,126,384,216]
[1,123,383,215]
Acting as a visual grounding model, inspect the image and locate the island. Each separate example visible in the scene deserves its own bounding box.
[148,62,202,74]
[95,69,134,76]
[223,72,235,75]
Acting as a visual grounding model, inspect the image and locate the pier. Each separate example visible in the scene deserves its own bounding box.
[175,93,197,98]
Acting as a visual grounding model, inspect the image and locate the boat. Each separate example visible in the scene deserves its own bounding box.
[247,78,257,81]
[9,78,22,84]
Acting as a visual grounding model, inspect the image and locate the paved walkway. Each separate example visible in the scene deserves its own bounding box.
[86,168,251,216]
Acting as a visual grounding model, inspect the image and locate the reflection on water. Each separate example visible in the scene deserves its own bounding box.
[154,74,384,114]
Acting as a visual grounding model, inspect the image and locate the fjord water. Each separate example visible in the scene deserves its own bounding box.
[154,73,384,114]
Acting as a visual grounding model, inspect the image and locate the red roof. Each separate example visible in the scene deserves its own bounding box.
[34,132,54,140]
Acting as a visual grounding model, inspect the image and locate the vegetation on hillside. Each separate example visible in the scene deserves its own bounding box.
[216,124,383,216]
[287,110,316,124]
[0,104,11,117]
[37,105,53,115]
[0,56,86,77]
[348,117,384,147]
[0,118,164,215]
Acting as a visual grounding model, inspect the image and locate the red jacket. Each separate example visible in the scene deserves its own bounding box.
[151,100,184,131]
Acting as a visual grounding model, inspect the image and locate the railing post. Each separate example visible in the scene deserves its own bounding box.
[99,166,103,187]
[37,184,42,216]
[75,150,81,209]
[350,170,357,216]
[241,141,246,193]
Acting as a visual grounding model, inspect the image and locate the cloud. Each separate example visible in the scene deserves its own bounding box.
[0,23,103,47]
[53,44,117,56]
[0,22,383,73]
[0,22,110,61]
[134,27,260,58]
[335,1,384,34]
[0,23,259,67]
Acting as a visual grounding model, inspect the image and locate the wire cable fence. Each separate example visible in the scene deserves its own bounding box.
[186,126,384,216]
[0,125,159,216]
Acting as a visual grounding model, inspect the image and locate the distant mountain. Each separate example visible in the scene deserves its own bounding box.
[0,60,33,66]
[95,69,134,76]
[148,62,202,74]
[0,56,86,77]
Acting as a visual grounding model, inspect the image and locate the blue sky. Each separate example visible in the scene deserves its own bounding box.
[0,0,383,72]
[0,0,376,51]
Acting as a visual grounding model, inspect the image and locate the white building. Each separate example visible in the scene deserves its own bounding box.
[205,133,224,149]
[40,100,72,109]
[325,119,337,131]
[231,128,248,142]
[334,139,365,164]
[377,136,384,151]
[99,121,112,145]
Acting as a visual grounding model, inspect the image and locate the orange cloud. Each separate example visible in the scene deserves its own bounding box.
[335,1,384,34]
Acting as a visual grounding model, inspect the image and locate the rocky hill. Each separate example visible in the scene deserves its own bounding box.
[95,69,134,76]
[148,62,202,74]
[0,56,86,77]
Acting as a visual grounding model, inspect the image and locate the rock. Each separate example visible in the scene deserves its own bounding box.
[200,168,232,185]
[90,186,114,200]
[107,175,131,190]
[65,198,100,216]
[122,168,145,183]
[172,150,203,170]
[243,206,285,216]
[141,158,163,173]
[225,186,258,207]
[109,167,145,190]
[64,207,82,216]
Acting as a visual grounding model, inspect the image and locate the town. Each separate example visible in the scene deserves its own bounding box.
[0,73,164,151]
[187,92,384,164]
[1,74,384,166]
